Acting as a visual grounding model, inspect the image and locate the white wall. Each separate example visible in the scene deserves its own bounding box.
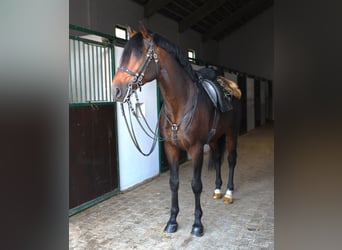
[115,46,160,190]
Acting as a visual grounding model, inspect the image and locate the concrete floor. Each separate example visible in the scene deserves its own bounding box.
[69,122,274,249]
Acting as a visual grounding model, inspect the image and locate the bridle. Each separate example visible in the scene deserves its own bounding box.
[117,38,159,103]
[116,37,160,156]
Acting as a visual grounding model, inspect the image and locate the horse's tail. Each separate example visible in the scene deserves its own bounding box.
[208,135,226,171]
[216,76,242,99]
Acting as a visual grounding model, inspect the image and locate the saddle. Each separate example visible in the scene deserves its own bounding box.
[196,68,233,112]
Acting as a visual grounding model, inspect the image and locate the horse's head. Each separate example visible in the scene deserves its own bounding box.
[112,23,159,103]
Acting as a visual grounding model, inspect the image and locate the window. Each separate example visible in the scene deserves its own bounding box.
[115,25,127,40]
[187,49,196,62]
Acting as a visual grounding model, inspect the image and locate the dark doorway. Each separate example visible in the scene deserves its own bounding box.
[69,104,119,210]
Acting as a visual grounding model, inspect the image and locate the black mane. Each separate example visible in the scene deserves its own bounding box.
[120,31,197,82]
[153,33,198,82]
[120,32,144,67]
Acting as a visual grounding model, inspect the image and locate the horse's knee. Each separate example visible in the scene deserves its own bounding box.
[191,179,202,193]
[169,177,179,192]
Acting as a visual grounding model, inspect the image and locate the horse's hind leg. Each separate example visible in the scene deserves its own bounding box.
[224,130,238,203]
[209,135,226,199]
[164,142,180,233]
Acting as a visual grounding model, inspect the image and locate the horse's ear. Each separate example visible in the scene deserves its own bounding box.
[127,26,137,39]
[138,21,151,40]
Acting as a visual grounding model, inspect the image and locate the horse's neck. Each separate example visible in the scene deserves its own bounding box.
[157,55,195,120]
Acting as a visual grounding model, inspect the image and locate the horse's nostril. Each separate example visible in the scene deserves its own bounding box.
[113,87,122,98]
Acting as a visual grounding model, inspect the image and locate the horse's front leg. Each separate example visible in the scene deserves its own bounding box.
[189,144,204,237]
[164,142,180,233]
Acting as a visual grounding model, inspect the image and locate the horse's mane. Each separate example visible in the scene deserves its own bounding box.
[153,33,198,82]
[120,32,144,67]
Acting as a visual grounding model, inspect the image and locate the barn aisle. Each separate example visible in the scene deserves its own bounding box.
[69,122,274,249]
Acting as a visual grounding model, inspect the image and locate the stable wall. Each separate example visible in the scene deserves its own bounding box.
[70,1,273,80]
[69,0,210,61]
[218,7,273,80]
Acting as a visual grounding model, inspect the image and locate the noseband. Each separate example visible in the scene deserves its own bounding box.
[117,38,159,103]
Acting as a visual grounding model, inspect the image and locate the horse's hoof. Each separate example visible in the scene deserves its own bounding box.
[191,225,204,237]
[223,195,233,203]
[213,192,222,199]
[164,223,178,233]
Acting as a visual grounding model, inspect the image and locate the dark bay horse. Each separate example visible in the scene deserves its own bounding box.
[112,23,241,237]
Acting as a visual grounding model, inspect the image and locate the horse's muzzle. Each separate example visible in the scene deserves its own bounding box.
[113,87,122,98]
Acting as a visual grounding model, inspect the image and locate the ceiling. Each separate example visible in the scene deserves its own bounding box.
[131,0,273,41]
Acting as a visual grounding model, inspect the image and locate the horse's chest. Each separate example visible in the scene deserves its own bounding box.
[161,124,193,149]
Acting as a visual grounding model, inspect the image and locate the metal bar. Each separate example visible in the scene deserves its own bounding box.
[69,102,115,107]
[106,47,110,102]
[107,47,111,102]
[111,46,115,101]
[73,39,78,102]
[96,46,100,101]
[88,43,92,102]
[69,187,120,216]
[78,40,83,102]
[105,47,109,102]
[104,48,108,102]
[83,41,87,102]
[69,24,114,41]
[69,35,109,47]
[111,45,120,189]
[92,45,95,101]
[100,47,104,101]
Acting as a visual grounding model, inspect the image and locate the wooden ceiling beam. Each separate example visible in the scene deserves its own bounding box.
[179,0,227,33]
[203,0,267,41]
[144,0,173,18]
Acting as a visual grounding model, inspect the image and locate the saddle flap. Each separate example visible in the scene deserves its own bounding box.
[201,79,218,109]
[201,78,233,112]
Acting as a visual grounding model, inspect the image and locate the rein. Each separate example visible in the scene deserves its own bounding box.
[120,99,159,156]
[117,37,160,156]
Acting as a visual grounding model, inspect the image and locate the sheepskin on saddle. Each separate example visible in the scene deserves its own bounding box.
[196,68,241,113]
